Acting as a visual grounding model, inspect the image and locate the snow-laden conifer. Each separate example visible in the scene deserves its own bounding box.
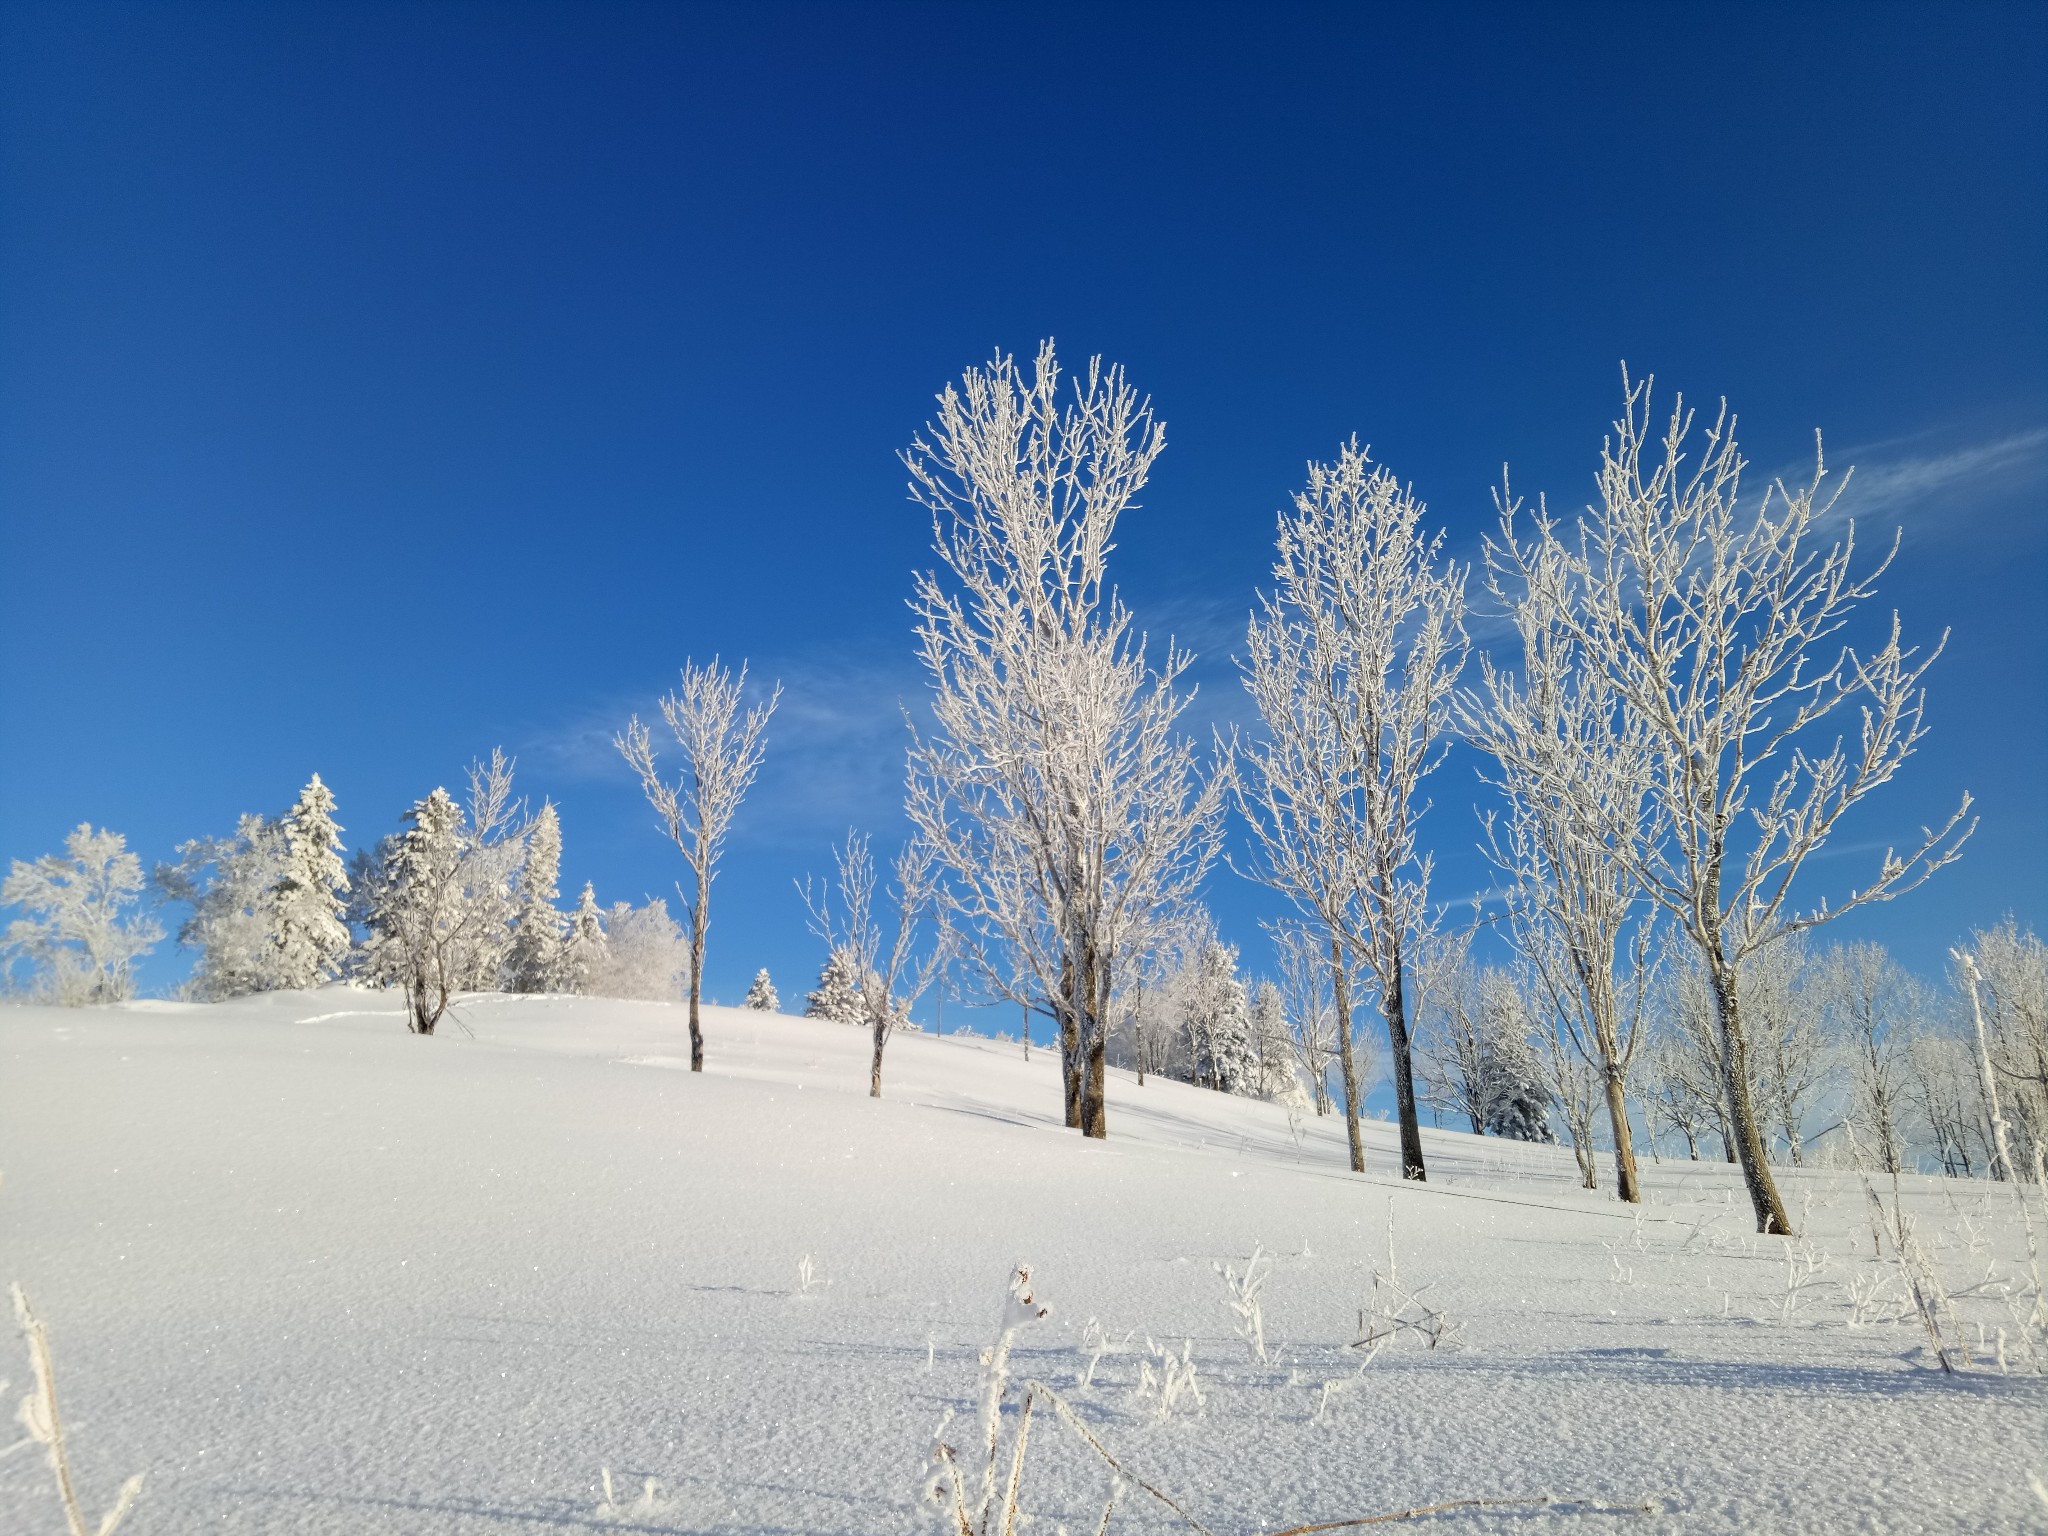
[804,947,865,1024]
[744,968,779,1012]
[156,814,288,1000]
[2,825,162,1004]
[561,881,607,994]
[272,773,351,989]
[1180,939,1258,1095]
[508,801,565,993]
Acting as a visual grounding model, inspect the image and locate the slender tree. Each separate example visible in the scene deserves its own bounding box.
[1239,438,1468,1180]
[903,342,1224,1138]
[802,830,944,1097]
[1506,373,1973,1232]
[1469,516,1658,1201]
[617,658,780,1072]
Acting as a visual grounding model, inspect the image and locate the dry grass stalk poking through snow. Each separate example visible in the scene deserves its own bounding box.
[9,1282,143,1536]
[926,1263,1649,1536]
[1214,1242,1273,1363]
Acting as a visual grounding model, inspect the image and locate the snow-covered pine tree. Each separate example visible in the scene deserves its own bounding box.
[507,801,565,993]
[1481,1028,1557,1143]
[804,947,865,1024]
[1248,979,1302,1102]
[560,881,607,994]
[156,814,289,1000]
[1184,940,1258,1095]
[744,968,779,1011]
[272,773,351,989]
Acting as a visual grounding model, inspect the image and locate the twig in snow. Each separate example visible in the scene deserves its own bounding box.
[11,1282,144,1536]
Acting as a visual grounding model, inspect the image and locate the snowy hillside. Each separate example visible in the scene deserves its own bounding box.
[1,991,2041,1534]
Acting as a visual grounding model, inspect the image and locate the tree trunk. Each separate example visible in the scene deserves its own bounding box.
[1134,980,1146,1087]
[1330,936,1365,1175]
[1384,953,1427,1183]
[870,1018,885,1099]
[1078,941,1107,1138]
[1707,955,1794,1234]
[686,865,709,1072]
[1604,1066,1642,1203]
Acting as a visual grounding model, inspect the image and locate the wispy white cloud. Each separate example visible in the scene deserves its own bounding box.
[1813,425,2048,538]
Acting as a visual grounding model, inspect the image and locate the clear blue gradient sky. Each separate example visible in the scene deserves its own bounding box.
[2,2,2043,1024]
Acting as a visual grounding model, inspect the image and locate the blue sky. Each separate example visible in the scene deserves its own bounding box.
[2,2,2043,1027]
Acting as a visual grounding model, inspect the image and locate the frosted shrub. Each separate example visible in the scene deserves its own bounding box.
[1074,1316,1131,1389]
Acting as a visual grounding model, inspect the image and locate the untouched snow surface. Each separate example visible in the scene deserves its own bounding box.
[1,990,2042,1534]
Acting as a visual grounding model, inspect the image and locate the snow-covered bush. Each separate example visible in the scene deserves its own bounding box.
[585,899,688,1002]
[2,824,161,1004]
[155,813,288,1001]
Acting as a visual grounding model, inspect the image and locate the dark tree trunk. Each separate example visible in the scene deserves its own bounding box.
[1330,936,1365,1175]
[687,885,707,1073]
[1384,953,1427,1182]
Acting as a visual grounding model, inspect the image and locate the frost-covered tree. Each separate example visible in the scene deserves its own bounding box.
[2,824,162,1004]
[507,801,565,993]
[361,788,469,1034]
[805,947,866,1024]
[1470,505,1659,1201]
[1248,980,1301,1104]
[1954,918,2047,1173]
[1514,374,1972,1233]
[560,881,607,994]
[449,749,527,991]
[1417,950,1554,1146]
[802,830,943,1096]
[585,899,688,1001]
[1270,922,1341,1115]
[273,773,351,989]
[618,658,781,1072]
[1238,438,1468,1182]
[743,968,779,1012]
[1742,938,1831,1167]
[903,342,1225,1138]
[1812,941,1921,1176]
[1176,939,1257,1096]
[155,814,288,1000]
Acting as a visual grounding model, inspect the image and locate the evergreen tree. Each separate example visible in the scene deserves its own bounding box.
[804,947,865,1023]
[507,801,565,992]
[560,881,607,994]
[744,968,779,1012]
[273,773,351,988]
[1186,941,1259,1095]
[1480,1031,1557,1143]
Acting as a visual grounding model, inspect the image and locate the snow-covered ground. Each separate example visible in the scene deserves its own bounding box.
[1,991,2041,1534]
